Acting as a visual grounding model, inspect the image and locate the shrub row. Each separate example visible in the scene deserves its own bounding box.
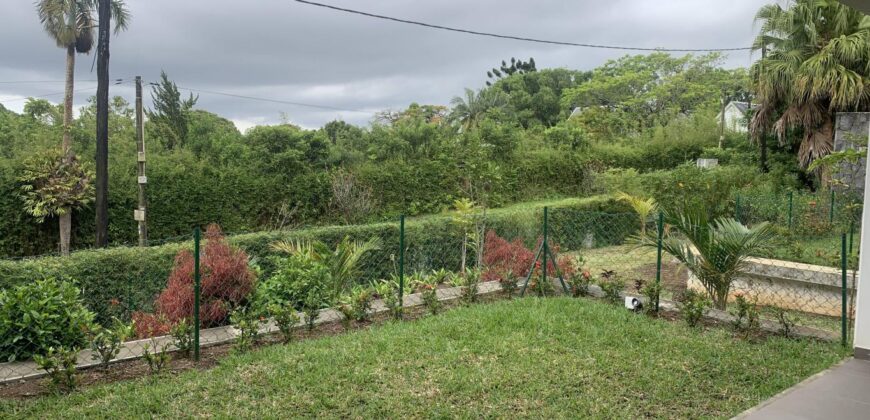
[0,196,632,326]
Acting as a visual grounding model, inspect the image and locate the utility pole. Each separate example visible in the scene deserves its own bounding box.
[95,0,110,247]
[135,76,148,246]
[759,44,769,173]
[719,93,727,149]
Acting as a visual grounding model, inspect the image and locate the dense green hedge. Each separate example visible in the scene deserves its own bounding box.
[0,196,632,326]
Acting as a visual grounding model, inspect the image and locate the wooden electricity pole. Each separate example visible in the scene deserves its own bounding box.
[135,76,148,246]
[95,0,111,247]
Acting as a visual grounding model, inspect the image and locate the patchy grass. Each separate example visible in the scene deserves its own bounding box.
[1,298,846,419]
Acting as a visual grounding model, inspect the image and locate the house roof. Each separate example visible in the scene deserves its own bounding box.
[730,101,756,113]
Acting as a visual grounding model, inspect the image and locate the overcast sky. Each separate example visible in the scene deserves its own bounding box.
[0,0,769,131]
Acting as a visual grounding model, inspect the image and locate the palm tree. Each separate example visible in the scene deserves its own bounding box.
[641,207,774,310]
[750,0,870,171]
[271,236,381,304]
[36,0,129,255]
[616,192,657,235]
[449,88,509,131]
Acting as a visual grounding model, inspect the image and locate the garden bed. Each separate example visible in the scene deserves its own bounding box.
[1,297,846,418]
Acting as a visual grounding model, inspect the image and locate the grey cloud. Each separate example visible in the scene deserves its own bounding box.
[0,0,765,129]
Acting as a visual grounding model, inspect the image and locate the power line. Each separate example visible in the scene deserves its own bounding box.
[0,79,129,104]
[294,0,753,53]
[148,82,374,114]
[0,80,97,84]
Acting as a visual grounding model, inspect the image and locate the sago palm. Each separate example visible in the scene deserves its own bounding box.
[36,0,129,255]
[750,0,870,169]
[641,207,774,310]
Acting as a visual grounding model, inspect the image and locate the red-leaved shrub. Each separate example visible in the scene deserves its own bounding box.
[133,225,256,338]
[482,230,576,281]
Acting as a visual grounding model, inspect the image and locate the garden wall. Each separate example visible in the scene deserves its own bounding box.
[687,257,856,317]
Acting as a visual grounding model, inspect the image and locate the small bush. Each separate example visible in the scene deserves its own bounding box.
[638,280,661,315]
[497,269,518,299]
[254,253,332,311]
[88,318,134,369]
[598,271,625,304]
[302,290,328,331]
[375,278,403,319]
[170,319,193,357]
[459,269,481,305]
[266,303,300,343]
[336,303,354,330]
[730,294,760,337]
[774,308,796,338]
[142,340,171,374]
[0,278,94,362]
[415,275,442,315]
[567,269,593,298]
[347,285,374,322]
[33,346,79,393]
[230,307,263,353]
[680,290,711,328]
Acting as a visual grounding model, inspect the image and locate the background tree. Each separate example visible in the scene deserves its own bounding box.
[148,71,198,150]
[449,88,510,131]
[18,149,95,255]
[487,57,536,86]
[35,0,128,254]
[750,0,870,172]
[330,169,374,225]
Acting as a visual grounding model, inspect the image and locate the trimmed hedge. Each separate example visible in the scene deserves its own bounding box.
[0,196,632,326]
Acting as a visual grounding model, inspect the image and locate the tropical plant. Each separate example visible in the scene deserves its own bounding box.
[486,57,537,86]
[18,149,94,255]
[271,236,380,303]
[35,0,129,252]
[750,0,870,169]
[449,88,509,131]
[680,289,711,328]
[616,191,658,234]
[641,207,774,310]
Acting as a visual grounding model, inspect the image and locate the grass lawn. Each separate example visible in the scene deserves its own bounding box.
[1,298,846,419]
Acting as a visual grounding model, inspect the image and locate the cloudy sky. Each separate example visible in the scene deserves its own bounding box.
[0,0,769,131]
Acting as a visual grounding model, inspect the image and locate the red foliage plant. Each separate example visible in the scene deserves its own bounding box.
[133,224,256,338]
[482,230,575,282]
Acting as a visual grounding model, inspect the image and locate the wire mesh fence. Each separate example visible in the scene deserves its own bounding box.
[0,202,859,386]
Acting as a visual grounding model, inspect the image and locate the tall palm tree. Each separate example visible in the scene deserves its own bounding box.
[35,0,129,255]
[449,88,509,131]
[750,0,870,171]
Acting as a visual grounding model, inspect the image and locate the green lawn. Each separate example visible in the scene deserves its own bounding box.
[2,298,846,419]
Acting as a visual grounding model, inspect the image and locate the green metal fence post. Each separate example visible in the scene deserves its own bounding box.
[655,211,664,312]
[841,232,848,348]
[735,194,741,223]
[193,226,201,362]
[787,191,794,229]
[830,189,836,224]
[850,221,855,256]
[398,215,405,315]
[542,207,548,284]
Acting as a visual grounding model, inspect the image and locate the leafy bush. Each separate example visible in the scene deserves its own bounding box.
[598,271,625,305]
[0,278,95,362]
[774,308,796,338]
[230,307,263,353]
[459,269,481,304]
[170,319,193,357]
[88,318,134,369]
[265,302,300,343]
[496,269,518,298]
[346,285,374,322]
[33,346,79,393]
[133,225,256,338]
[639,280,662,315]
[414,275,442,315]
[142,339,171,375]
[254,253,332,311]
[374,277,403,319]
[730,294,760,337]
[679,290,711,328]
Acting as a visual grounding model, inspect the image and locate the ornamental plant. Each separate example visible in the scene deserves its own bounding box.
[133,225,256,338]
[88,317,134,369]
[0,278,95,362]
[481,230,575,283]
[33,346,80,393]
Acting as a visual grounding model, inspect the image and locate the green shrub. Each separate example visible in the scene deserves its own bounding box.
[88,317,134,369]
[680,290,711,328]
[230,307,263,353]
[142,339,171,375]
[598,272,625,305]
[375,277,403,319]
[254,253,332,310]
[730,294,760,337]
[0,278,95,362]
[265,302,300,343]
[33,346,79,393]
[0,196,631,326]
[169,319,194,357]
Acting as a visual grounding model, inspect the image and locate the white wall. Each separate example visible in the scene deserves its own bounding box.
[852,121,870,357]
